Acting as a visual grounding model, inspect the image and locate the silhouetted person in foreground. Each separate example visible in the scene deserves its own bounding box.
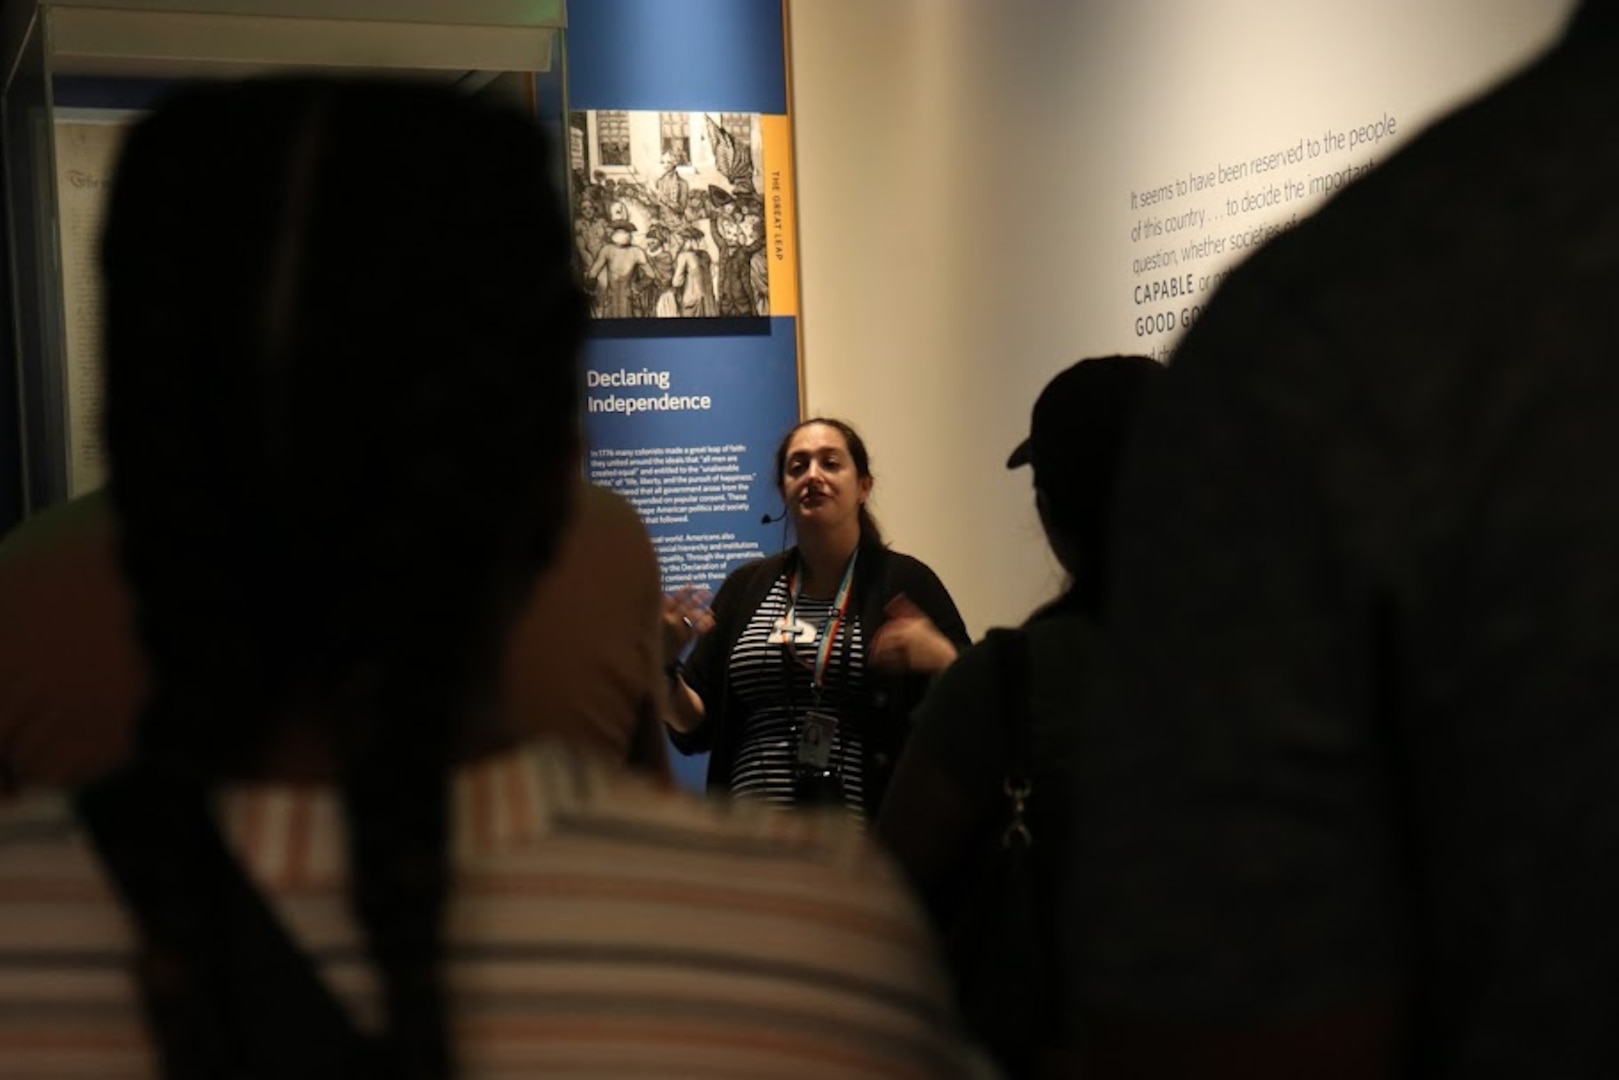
[879,355,1162,1078]
[1070,6,1619,1078]
[0,79,974,1079]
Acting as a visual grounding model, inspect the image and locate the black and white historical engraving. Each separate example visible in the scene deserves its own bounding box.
[569,110,768,320]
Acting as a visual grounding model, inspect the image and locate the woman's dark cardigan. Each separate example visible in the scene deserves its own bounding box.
[670,540,970,819]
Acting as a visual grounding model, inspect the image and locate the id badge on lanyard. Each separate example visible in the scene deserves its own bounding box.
[796,709,838,769]
[784,552,857,769]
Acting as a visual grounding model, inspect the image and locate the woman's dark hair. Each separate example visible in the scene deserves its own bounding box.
[773,417,884,547]
[77,78,584,1079]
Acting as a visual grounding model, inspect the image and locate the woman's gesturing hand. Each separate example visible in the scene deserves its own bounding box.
[661,586,715,665]
[870,594,959,675]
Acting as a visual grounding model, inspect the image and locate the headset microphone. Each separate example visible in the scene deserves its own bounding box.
[760,508,789,525]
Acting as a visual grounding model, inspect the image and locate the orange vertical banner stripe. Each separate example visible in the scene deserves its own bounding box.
[760,114,800,319]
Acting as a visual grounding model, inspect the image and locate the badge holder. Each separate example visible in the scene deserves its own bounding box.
[793,710,845,807]
[795,709,837,770]
[783,552,857,809]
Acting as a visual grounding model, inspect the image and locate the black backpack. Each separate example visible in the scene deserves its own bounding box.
[941,628,1056,1078]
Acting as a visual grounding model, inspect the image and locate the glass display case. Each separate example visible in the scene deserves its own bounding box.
[2,0,567,513]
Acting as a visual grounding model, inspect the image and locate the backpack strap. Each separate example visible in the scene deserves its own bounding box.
[983,627,1034,848]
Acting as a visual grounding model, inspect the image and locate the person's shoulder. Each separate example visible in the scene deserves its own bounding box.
[578,482,638,524]
[926,616,1094,698]
[0,790,78,840]
[1021,612,1102,695]
[945,623,1025,674]
[913,627,1009,718]
[536,483,658,602]
[0,790,106,887]
[515,741,978,1074]
[0,791,143,1074]
[1022,608,1100,652]
[573,484,654,556]
[925,619,1082,696]
[523,740,934,907]
[572,481,630,526]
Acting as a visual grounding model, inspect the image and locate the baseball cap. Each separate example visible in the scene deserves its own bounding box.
[1006,355,1163,509]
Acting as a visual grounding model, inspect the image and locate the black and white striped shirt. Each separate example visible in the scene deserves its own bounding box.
[727,576,868,817]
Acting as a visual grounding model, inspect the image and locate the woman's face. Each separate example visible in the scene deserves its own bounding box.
[780,423,870,534]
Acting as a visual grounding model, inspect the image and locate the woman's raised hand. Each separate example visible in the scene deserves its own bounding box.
[870,594,959,675]
[661,586,716,664]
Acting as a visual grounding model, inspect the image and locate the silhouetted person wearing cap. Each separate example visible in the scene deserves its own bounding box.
[1070,5,1619,1078]
[877,355,1163,1079]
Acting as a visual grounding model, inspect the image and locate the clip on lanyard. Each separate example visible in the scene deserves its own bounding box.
[783,549,858,696]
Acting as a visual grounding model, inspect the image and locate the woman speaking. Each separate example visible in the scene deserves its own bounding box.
[663,419,969,820]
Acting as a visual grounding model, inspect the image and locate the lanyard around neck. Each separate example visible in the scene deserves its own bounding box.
[785,549,858,693]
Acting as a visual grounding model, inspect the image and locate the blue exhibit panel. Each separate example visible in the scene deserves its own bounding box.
[569,0,798,793]
[581,318,798,795]
[567,0,787,113]
[581,316,799,581]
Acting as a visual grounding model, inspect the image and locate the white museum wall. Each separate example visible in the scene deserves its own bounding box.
[789,0,1577,636]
